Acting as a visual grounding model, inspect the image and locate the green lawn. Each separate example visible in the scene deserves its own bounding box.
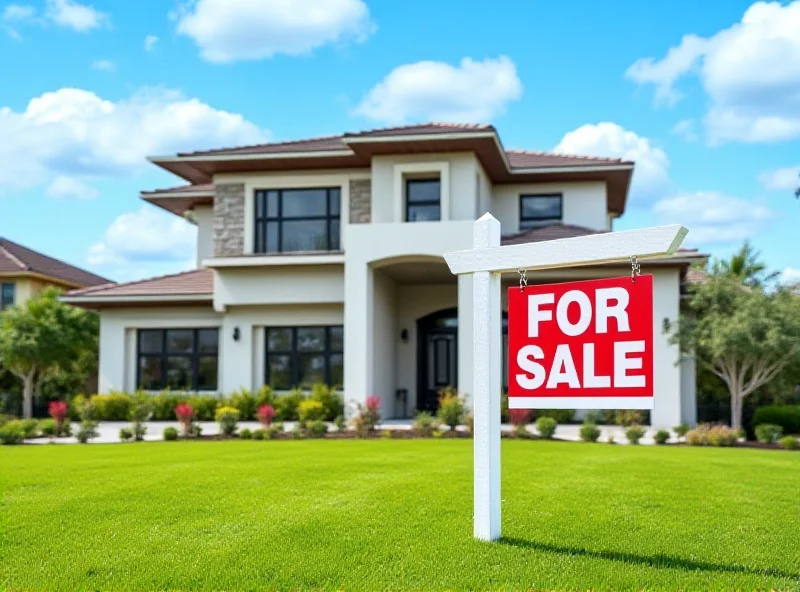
[1,440,799,591]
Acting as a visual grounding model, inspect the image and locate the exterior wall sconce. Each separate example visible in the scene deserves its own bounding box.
[400,329,409,343]
[233,327,241,341]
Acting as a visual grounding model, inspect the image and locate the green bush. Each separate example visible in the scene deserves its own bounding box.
[152,390,184,420]
[413,411,437,437]
[229,388,258,420]
[654,429,670,445]
[625,425,646,445]
[40,418,56,437]
[535,416,557,439]
[19,419,39,439]
[308,420,328,438]
[674,423,690,440]
[437,389,465,430]
[186,395,220,421]
[686,427,707,446]
[252,428,267,440]
[76,421,99,444]
[298,399,326,422]
[615,410,644,427]
[755,423,783,444]
[119,427,133,442]
[0,421,26,445]
[779,436,798,450]
[0,413,15,426]
[275,389,305,421]
[255,385,275,408]
[535,409,575,424]
[190,423,203,438]
[215,406,240,436]
[132,422,147,441]
[291,424,305,439]
[266,424,282,440]
[90,393,132,421]
[129,395,153,423]
[500,392,509,423]
[239,428,253,440]
[707,425,738,447]
[310,384,344,421]
[752,406,800,436]
[465,413,474,435]
[579,422,601,443]
[163,426,179,441]
[334,415,346,431]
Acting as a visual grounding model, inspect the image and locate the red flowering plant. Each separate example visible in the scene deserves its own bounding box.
[48,401,68,437]
[509,408,532,438]
[352,395,381,437]
[175,403,194,437]
[256,404,275,427]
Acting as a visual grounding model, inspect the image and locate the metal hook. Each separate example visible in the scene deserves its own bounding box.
[517,268,528,292]
[630,255,641,283]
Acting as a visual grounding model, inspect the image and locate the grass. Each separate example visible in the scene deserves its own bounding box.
[1,440,799,591]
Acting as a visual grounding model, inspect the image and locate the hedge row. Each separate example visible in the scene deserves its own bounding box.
[752,405,800,436]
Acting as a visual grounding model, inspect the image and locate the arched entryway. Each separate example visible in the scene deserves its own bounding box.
[416,308,458,412]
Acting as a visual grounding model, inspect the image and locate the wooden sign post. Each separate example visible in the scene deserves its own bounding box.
[443,213,687,542]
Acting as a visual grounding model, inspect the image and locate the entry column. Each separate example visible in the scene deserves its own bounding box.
[344,260,374,414]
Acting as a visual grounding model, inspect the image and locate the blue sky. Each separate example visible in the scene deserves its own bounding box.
[1,0,798,283]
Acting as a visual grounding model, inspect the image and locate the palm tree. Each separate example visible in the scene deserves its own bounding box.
[713,241,779,288]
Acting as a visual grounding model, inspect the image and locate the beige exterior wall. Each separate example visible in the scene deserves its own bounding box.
[194,205,214,266]
[2,276,71,307]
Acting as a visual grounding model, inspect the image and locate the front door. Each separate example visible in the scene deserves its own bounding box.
[417,308,458,412]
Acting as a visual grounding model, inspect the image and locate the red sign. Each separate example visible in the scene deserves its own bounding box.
[507,275,654,409]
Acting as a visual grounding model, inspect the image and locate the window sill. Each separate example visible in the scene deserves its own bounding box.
[203,252,345,268]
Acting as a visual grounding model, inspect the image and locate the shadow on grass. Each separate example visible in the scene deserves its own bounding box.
[499,537,798,581]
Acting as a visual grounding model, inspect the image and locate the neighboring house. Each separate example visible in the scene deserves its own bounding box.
[0,237,110,311]
[63,123,704,427]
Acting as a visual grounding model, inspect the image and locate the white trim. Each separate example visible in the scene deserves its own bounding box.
[509,397,654,410]
[61,294,212,304]
[445,224,688,274]
[140,191,213,199]
[392,161,450,222]
[203,253,345,268]
[148,150,354,163]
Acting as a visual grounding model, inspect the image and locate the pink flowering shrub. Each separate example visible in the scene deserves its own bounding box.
[353,396,381,437]
[175,403,194,436]
[257,404,275,427]
[509,409,531,427]
[48,401,68,436]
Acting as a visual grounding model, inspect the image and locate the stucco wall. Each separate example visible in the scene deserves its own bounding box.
[372,270,397,416]
[194,205,214,267]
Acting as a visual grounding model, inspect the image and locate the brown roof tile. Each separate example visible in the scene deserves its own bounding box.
[0,238,110,287]
[140,183,216,195]
[66,268,213,298]
[506,150,631,169]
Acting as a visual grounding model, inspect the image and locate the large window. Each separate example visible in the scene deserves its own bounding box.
[137,328,219,391]
[406,179,441,222]
[265,326,343,390]
[0,283,14,311]
[254,188,340,253]
[520,194,562,229]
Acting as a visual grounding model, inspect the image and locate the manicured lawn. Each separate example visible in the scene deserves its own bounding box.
[1,440,798,591]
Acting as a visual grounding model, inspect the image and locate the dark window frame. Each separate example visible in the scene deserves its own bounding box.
[405,178,441,222]
[0,283,14,311]
[136,328,219,391]
[265,325,343,390]
[254,187,341,254]
[519,193,563,229]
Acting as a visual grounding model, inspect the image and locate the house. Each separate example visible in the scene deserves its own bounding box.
[0,237,110,311]
[62,123,703,427]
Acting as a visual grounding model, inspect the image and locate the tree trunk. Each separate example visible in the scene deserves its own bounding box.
[730,391,742,430]
[22,376,34,419]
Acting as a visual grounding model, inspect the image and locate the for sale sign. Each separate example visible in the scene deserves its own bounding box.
[507,275,654,410]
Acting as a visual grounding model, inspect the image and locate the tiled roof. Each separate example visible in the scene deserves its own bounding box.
[66,268,213,298]
[344,122,493,138]
[506,150,631,169]
[140,183,216,195]
[0,237,110,287]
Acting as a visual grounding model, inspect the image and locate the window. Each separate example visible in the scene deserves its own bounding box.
[254,188,340,253]
[406,179,441,222]
[137,328,219,391]
[265,326,343,389]
[0,283,14,311]
[520,194,562,229]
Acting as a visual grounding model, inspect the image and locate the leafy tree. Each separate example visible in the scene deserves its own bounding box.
[671,275,800,429]
[0,288,98,418]
[712,241,779,287]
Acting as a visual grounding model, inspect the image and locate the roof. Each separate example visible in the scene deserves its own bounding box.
[65,268,213,301]
[0,237,110,287]
[148,123,635,216]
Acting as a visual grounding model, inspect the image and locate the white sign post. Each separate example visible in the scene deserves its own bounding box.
[444,213,688,542]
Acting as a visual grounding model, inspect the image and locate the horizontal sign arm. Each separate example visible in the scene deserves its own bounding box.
[444,223,688,275]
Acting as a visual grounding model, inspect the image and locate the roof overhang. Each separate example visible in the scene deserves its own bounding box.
[0,270,85,290]
[140,191,214,216]
[61,293,213,309]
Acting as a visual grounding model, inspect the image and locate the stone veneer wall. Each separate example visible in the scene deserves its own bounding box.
[349,179,371,224]
[213,183,245,256]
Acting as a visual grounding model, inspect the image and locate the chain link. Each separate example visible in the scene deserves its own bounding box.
[630,255,641,283]
[517,268,528,292]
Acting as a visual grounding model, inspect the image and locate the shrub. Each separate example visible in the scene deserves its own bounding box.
[625,425,646,445]
[535,416,557,439]
[229,388,258,420]
[0,421,26,445]
[380,429,392,440]
[19,419,39,439]
[266,425,282,440]
[437,389,465,430]
[752,405,800,436]
[252,428,267,440]
[239,428,253,440]
[152,390,184,420]
[501,392,509,423]
[465,413,474,435]
[132,422,147,441]
[275,390,305,421]
[163,426,179,441]
[334,415,346,432]
[755,424,784,444]
[707,425,739,447]
[291,424,305,439]
[606,434,616,444]
[535,409,575,424]
[308,420,328,438]
[352,396,381,437]
[310,383,344,421]
[509,409,531,427]
[579,422,601,443]
[76,421,99,444]
[686,427,708,446]
[90,393,132,421]
[190,423,203,438]
[129,397,153,423]
[215,406,240,436]
[0,414,14,426]
[654,429,670,445]
[48,400,68,434]
[674,423,690,441]
[779,436,798,450]
[186,395,219,421]
[614,410,644,427]
[40,418,56,437]
[175,403,194,436]
[257,404,275,427]
[298,400,326,423]
[119,427,133,442]
[255,385,275,408]
[413,411,437,437]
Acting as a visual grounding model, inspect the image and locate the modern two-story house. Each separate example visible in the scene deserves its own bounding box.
[64,123,703,427]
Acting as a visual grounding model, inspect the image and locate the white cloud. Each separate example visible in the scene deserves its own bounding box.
[553,122,671,202]
[91,59,115,72]
[45,175,98,199]
[0,87,268,193]
[759,165,800,190]
[782,267,800,284]
[3,4,35,21]
[654,191,773,243]
[144,34,158,52]
[355,56,522,124]
[88,207,196,266]
[176,0,374,63]
[671,118,698,141]
[3,0,108,36]
[626,1,800,143]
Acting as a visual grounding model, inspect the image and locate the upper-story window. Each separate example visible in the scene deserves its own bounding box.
[254,188,340,254]
[520,194,562,229]
[0,283,14,311]
[406,179,441,222]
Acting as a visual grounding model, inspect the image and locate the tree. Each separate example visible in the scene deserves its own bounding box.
[0,288,98,418]
[712,241,779,287]
[671,275,800,429]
